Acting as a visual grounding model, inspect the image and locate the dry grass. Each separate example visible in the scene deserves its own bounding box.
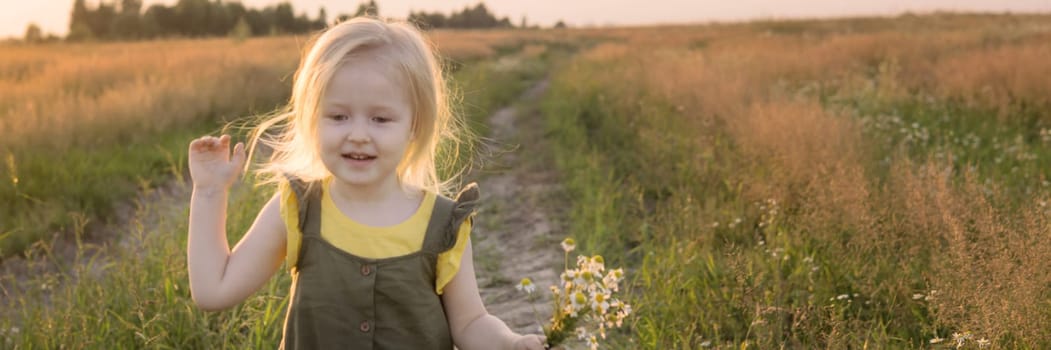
[0,29,573,257]
[542,13,1051,348]
[3,13,1051,347]
[0,30,568,150]
[0,38,302,150]
[891,162,1051,346]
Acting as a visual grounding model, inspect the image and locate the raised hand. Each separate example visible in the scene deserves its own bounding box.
[188,134,246,192]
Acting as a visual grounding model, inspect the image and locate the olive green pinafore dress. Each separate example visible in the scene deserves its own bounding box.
[280,178,479,350]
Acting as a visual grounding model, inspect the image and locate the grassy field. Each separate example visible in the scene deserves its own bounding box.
[542,13,1051,349]
[0,28,558,348]
[3,12,1051,349]
[0,29,568,257]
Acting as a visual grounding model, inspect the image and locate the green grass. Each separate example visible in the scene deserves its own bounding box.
[540,60,733,348]
[0,123,226,258]
[821,77,1051,204]
[2,181,285,348]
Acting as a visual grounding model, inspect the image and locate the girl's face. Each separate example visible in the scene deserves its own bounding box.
[318,56,414,191]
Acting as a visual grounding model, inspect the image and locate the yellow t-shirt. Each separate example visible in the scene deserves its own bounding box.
[279,180,472,295]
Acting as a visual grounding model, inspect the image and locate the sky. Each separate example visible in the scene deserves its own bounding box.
[3,0,1051,39]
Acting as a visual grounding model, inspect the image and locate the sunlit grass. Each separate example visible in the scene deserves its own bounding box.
[0,37,553,347]
[541,13,1051,348]
[0,29,570,258]
[3,12,1051,349]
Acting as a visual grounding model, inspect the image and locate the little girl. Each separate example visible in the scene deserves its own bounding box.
[186,17,545,349]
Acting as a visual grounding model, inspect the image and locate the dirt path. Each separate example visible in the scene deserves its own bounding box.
[469,79,568,335]
[0,179,191,321]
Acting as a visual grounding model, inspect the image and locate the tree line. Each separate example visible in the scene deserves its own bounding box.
[66,0,328,41]
[20,0,561,43]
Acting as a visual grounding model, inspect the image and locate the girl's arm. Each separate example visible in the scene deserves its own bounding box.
[187,135,287,311]
[441,239,546,350]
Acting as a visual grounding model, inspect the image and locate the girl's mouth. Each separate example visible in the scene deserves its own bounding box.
[342,153,376,160]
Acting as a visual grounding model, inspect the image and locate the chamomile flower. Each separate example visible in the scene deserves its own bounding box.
[570,290,589,316]
[562,269,579,285]
[586,334,599,350]
[952,331,972,347]
[561,238,576,253]
[591,291,612,314]
[575,327,588,340]
[603,269,623,292]
[590,255,605,272]
[526,244,631,349]
[577,270,596,286]
[516,278,536,294]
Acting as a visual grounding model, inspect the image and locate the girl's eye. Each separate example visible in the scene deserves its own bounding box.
[371,116,391,123]
[330,114,348,121]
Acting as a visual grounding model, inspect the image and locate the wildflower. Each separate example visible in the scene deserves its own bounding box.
[577,255,589,269]
[603,269,624,291]
[586,334,599,350]
[930,337,944,344]
[701,340,712,347]
[614,309,629,327]
[952,331,972,348]
[977,338,990,348]
[590,255,605,272]
[533,241,632,349]
[575,327,588,340]
[578,270,596,286]
[516,278,536,294]
[562,269,579,284]
[836,294,849,300]
[569,291,588,316]
[562,304,576,317]
[912,293,925,300]
[591,291,611,314]
[561,238,576,253]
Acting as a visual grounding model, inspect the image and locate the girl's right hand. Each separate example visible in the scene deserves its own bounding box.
[188,134,246,191]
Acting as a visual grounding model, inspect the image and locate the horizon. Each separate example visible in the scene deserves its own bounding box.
[4,0,1051,40]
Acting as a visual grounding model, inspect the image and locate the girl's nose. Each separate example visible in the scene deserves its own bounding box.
[347,124,369,143]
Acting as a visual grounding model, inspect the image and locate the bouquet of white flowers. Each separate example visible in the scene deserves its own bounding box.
[517,238,632,349]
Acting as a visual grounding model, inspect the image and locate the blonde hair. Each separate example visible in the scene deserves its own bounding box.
[245,17,468,195]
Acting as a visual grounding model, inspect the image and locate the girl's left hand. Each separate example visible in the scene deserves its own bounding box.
[512,334,547,350]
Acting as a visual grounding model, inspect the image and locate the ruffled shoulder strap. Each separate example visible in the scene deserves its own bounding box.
[284,174,323,274]
[283,174,322,234]
[422,182,480,254]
